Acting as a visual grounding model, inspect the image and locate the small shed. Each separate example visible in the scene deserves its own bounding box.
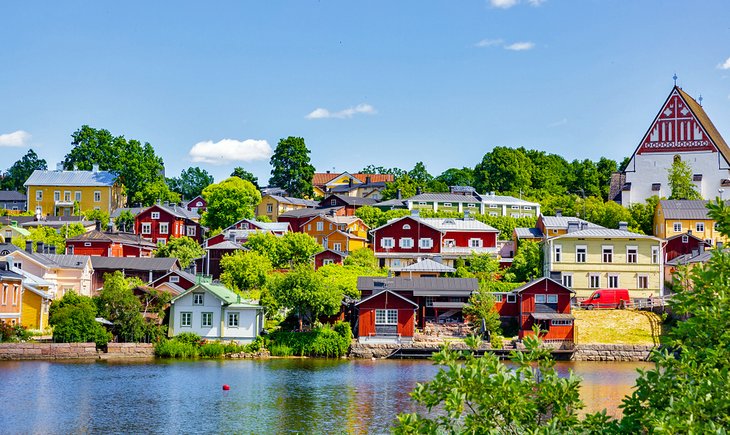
[513,277,575,342]
[355,289,417,343]
[313,249,347,270]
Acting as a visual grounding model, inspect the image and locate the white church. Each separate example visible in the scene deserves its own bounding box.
[611,85,730,206]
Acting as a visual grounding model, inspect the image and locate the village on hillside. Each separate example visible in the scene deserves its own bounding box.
[0,84,724,353]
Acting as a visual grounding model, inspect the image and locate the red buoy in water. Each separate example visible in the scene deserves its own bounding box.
[222,384,230,391]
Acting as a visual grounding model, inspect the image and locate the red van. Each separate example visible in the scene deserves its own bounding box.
[580,289,631,309]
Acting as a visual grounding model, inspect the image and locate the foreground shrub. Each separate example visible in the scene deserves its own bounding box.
[0,323,31,343]
[267,321,352,358]
[199,342,225,358]
[155,339,199,358]
[49,292,111,347]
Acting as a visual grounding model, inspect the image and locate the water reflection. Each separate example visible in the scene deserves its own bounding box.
[0,358,650,434]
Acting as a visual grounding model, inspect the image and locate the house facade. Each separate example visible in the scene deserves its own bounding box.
[0,191,27,213]
[319,194,378,216]
[300,215,369,252]
[544,225,663,298]
[184,196,207,215]
[405,190,540,218]
[312,172,394,198]
[90,257,179,291]
[24,166,125,217]
[66,230,156,257]
[355,289,418,343]
[0,264,24,325]
[663,231,712,262]
[204,218,290,247]
[654,200,728,247]
[168,281,264,343]
[255,195,318,222]
[313,249,347,269]
[135,204,203,245]
[0,247,93,298]
[513,278,575,342]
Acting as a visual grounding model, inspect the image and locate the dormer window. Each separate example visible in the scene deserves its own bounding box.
[331,199,337,206]
[402,224,411,230]
[151,212,160,219]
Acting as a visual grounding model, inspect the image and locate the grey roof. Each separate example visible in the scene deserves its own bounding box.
[400,259,455,273]
[313,248,347,258]
[482,194,540,206]
[206,240,246,250]
[37,254,91,269]
[0,191,26,201]
[24,169,117,187]
[155,204,200,220]
[323,194,378,206]
[151,269,198,286]
[407,193,482,203]
[20,216,92,229]
[279,206,343,218]
[420,217,498,232]
[512,277,575,295]
[514,227,544,238]
[540,216,603,229]
[374,198,407,208]
[111,207,145,218]
[357,276,478,295]
[0,268,24,280]
[330,182,386,193]
[659,200,713,220]
[91,256,179,271]
[66,230,157,247]
[551,228,656,240]
[268,195,319,207]
[666,250,715,266]
[531,312,575,320]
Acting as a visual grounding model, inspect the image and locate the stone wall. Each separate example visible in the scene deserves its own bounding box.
[0,342,155,360]
[572,344,655,361]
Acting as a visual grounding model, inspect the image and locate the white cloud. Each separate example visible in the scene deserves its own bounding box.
[718,57,730,70]
[527,0,545,6]
[305,103,377,120]
[474,38,503,48]
[505,41,535,51]
[189,138,273,164]
[0,130,31,147]
[490,0,519,8]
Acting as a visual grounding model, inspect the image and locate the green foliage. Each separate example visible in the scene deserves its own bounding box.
[95,272,145,342]
[507,240,543,282]
[63,125,166,206]
[49,291,111,347]
[381,162,447,200]
[199,342,225,358]
[13,223,86,254]
[245,231,321,269]
[114,210,136,233]
[317,262,385,299]
[153,236,205,268]
[462,287,501,338]
[155,339,199,358]
[83,209,110,226]
[201,177,261,231]
[0,323,32,342]
[267,321,351,357]
[230,167,259,189]
[220,250,273,295]
[0,149,47,193]
[435,167,474,188]
[167,166,214,200]
[270,266,343,326]
[173,332,203,346]
[490,334,504,350]
[668,156,701,200]
[343,247,378,269]
[269,136,315,198]
[131,179,181,206]
[355,206,410,229]
[474,146,534,195]
[628,195,661,235]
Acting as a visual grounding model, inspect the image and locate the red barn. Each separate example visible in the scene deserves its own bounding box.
[355,289,417,342]
[65,230,156,257]
[135,204,203,245]
[664,231,711,262]
[513,278,574,342]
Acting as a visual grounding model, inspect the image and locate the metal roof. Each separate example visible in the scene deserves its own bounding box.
[374,199,406,208]
[24,169,117,187]
[511,277,575,295]
[322,194,378,206]
[267,195,319,207]
[659,200,713,220]
[531,313,575,320]
[540,216,603,229]
[37,254,91,269]
[111,207,145,218]
[67,230,157,247]
[666,250,715,266]
[400,259,455,273]
[420,217,498,232]
[357,276,478,293]
[550,228,656,240]
[91,256,179,271]
[354,289,418,307]
[514,227,544,238]
[0,191,26,201]
[407,193,482,203]
[279,206,343,218]
[206,240,246,250]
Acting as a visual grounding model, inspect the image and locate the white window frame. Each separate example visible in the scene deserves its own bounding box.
[333,242,342,251]
[602,245,614,263]
[489,204,498,209]
[696,222,705,233]
[157,238,167,246]
[330,199,337,206]
[562,273,573,288]
[511,205,520,210]
[180,312,192,327]
[506,294,516,303]
[425,296,434,307]
[54,191,60,201]
[589,274,600,289]
[575,245,587,263]
[608,274,619,288]
[186,226,196,237]
[419,238,433,249]
[637,275,649,289]
[489,212,498,217]
[159,222,169,235]
[626,246,638,264]
[553,244,561,262]
[64,191,71,202]
[443,203,452,207]
[399,237,414,249]
[681,235,689,243]
[169,276,180,283]
[375,309,398,325]
[493,294,503,303]
[266,204,273,213]
[651,246,659,264]
[316,221,324,231]
[402,224,411,230]
[75,191,82,202]
[552,319,573,326]
[36,190,43,201]
[227,312,239,328]
[467,203,476,208]
[673,222,682,232]
[535,294,546,303]
[322,259,334,266]
[94,191,101,202]
[192,293,204,305]
[380,237,395,249]
[151,212,160,220]
[469,238,483,248]
[547,294,558,304]
[141,223,151,234]
[201,312,213,327]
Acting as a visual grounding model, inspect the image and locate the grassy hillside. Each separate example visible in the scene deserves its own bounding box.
[574,309,665,345]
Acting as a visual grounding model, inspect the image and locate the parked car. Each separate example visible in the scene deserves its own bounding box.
[579,289,630,309]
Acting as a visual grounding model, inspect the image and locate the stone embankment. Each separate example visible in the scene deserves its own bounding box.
[0,342,155,360]
[572,344,655,361]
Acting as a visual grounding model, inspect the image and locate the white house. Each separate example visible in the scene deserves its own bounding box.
[168,281,264,344]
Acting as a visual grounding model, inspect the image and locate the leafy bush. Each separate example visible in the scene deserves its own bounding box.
[155,339,199,358]
[490,334,504,350]
[50,291,111,347]
[174,332,202,346]
[269,343,293,357]
[199,342,225,358]
[267,321,352,358]
[0,323,31,342]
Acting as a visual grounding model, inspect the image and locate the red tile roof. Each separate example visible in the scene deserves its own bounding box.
[312,172,394,186]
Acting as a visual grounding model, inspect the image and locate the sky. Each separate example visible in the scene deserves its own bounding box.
[2,1,730,185]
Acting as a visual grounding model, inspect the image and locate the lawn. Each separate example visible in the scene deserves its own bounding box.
[573,309,666,345]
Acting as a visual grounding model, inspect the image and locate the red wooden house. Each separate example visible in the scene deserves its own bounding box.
[511,278,575,342]
[149,269,198,295]
[65,230,157,257]
[185,195,207,214]
[319,194,378,216]
[204,218,290,247]
[135,204,203,245]
[278,206,345,234]
[197,240,246,279]
[664,231,711,262]
[313,249,346,270]
[355,289,418,342]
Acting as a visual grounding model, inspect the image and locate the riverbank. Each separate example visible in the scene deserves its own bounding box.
[0,342,155,360]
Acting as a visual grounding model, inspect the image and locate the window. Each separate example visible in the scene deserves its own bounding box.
[83,242,92,247]
[419,238,433,249]
[201,312,213,327]
[36,190,43,201]
[506,294,516,303]
[323,259,334,266]
[331,199,337,206]
[151,212,160,220]
[186,226,196,237]
[576,246,587,263]
[402,224,411,230]
[64,191,71,201]
[651,246,659,264]
[562,274,573,288]
[67,246,74,255]
[493,294,503,303]
[547,294,558,304]
[443,202,452,207]
[535,294,546,303]
[418,202,427,206]
[159,223,169,234]
[392,259,401,267]
[380,237,395,248]
[375,309,398,325]
[696,222,705,232]
[316,221,324,231]
[180,312,192,327]
[333,243,341,251]
[554,245,562,262]
[94,191,101,202]
[157,238,166,246]
[425,296,434,307]
[489,212,498,217]
[192,293,204,305]
[489,204,498,209]
[75,191,81,201]
[626,246,638,263]
[169,276,180,283]
[141,223,151,234]
[608,275,619,288]
[681,235,689,243]
[469,238,483,248]
[602,246,613,263]
[399,238,414,249]
[511,213,520,218]
[54,191,60,201]
[638,275,649,289]
[1,285,6,305]
[589,274,600,289]
[511,205,520,210]
[673,222,682,232]
[467,203,476,208]
[266,204,273,213]
[227,312,239,327]
[552,319,573,326]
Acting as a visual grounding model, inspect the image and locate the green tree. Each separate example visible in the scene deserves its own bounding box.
[1,149,47,193]
[245,232,284,268]
[508,240,543,282]
[14,223,86,253]
[114,210,136,233]
[95,272,145,342]
[465,252,501,282]
[167,166,214,200]
[201,177,261,231]
[526,150,572,197]
[279,232,322,267]
[132,179,181,207]
[269,136,315,198]
[49,291,110,346]
[569,159,602,198]
[629,195,661,235]
[230,167,259,189]
[63,125,166,206]
[668,156,701,200]
[220,251,273,297]
[380,173,419,200]
[83,209,110,227]
[270,265,343,327]
[354,206,385,229]
[462,286,502,339]
[474,146,534,195]
[153,236,205,268]
[436,167,475,188]
[343,247,378,269]
[596,157,618,200]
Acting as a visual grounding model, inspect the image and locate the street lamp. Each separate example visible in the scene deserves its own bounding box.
[719,188,725,201]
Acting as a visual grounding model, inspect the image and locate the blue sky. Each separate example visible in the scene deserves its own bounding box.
[2,1,730,185]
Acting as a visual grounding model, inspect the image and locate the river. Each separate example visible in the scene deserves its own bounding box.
[0,358,650,434]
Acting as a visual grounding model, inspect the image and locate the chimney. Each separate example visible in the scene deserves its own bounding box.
[25,240,33,253]
[555,208,562,217]
[37,241,44,253]
[49,245,56,254]
[699,243,705,253]
[163,201,169,207]
[366,176,372,184]
[416,187,422,195]
[92,164,99,173]
[396,189,402,199]
[107,219,115,233]
[687,229,692,236]
[348,179,353,188]
[618,221,628,231]
[56,162,64,171]
[95,220,102,232]
[580,222,588,230]
[717,241,724,249]
[567,221,579,233]
[410,209,420,218]
[464,210,472,220]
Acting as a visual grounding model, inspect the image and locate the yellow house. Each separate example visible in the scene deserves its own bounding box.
[1,249,94,298]
[654,199,729,247]
[24,166,125,217]
[312,172,394,198]
[22,285,52,330]
[300,215,370,252]
[255,195,318,221]
[545,224,664,298]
